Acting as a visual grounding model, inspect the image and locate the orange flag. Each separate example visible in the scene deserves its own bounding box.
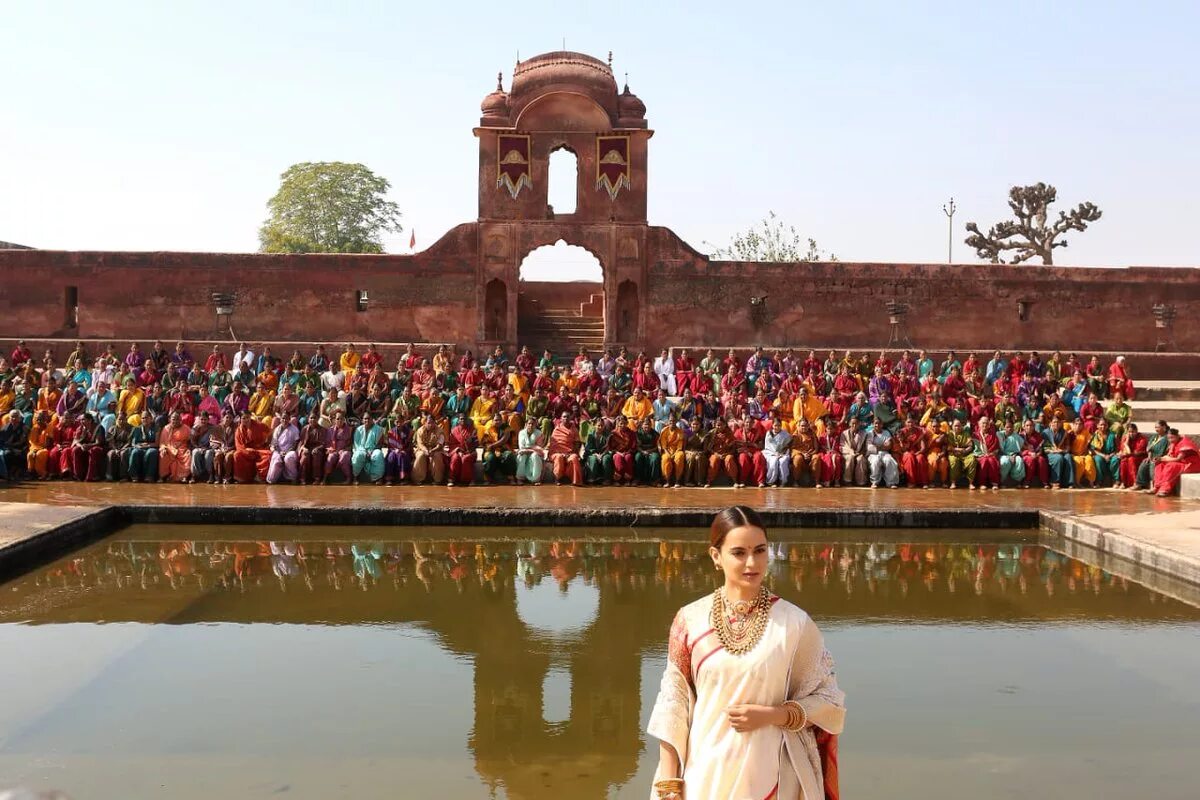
[409,230,416,250]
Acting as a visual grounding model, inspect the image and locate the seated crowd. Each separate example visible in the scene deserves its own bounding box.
[0,339,1197,497]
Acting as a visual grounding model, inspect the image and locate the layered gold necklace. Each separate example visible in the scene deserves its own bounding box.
[711,585,772,655]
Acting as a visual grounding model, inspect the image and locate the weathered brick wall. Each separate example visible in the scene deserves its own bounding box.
[2,221,1197,355]
[0,225,480,343]
[642,227,1200,353]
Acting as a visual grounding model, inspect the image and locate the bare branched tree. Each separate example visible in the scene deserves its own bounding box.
[964,182,1101,265]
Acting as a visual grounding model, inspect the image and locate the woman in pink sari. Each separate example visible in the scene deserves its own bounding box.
[1152,429,1200,497]
[648,506,845,800]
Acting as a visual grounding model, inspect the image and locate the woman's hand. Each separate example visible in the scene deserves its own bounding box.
[725,704,786,733]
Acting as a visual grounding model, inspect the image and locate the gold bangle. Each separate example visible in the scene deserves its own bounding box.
[654,778,685,800]
[782,700,808,732]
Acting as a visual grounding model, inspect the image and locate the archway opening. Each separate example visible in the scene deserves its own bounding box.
[547,147,578,216]
[518,240,604,363]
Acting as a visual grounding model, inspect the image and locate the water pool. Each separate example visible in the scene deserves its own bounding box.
[1,525,1197,799]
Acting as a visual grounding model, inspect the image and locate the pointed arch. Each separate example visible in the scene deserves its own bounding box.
[547,147,579,215]
[517,240,605,357]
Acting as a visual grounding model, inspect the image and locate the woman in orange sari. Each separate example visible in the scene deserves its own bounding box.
[26,410,56,479]
[157,410,193,482]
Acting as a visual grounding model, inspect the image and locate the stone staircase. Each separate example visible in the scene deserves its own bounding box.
[518,304,605,359]
[1132,381,1200,435]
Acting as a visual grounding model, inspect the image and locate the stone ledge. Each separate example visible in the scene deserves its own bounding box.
[1181,474,1200,499]
[120,504,1037,530]
[0,504,124,582]
[1040,510,1200,588]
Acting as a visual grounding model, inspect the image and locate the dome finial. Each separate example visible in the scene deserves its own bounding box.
[608,51,613,68]
[496,71,503,91]
[624,72,630,92]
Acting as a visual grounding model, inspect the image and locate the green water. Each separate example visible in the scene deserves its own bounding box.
[0,525,1197,799]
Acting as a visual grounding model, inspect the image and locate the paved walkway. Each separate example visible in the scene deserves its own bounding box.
[0,503,99,551]
[0,502,119,579]
[0,482,1193,514]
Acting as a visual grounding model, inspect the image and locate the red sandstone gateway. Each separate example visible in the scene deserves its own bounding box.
[0,49,1197,357]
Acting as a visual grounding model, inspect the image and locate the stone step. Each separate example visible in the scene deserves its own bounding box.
[520,321,605,330]
[1130,401,1200,423]
[1182,474,1200,499]
[1139,383,1200,402]
[1131,420,1200,436]
[521,326,602,335]
[524,314,603,324]
[526,342,605,354]
[519,326,605,337]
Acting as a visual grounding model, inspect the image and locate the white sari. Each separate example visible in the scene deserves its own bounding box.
[647,593,845,800]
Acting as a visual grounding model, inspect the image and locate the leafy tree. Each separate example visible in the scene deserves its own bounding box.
[706,211,836,262]
[258,162,403,254]
[964,182,1101,265]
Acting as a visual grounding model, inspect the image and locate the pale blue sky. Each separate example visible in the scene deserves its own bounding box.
[2,0,1197,272]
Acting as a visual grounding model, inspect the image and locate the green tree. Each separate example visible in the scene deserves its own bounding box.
[258,162,403,254]
[706,211,836,262]
[964,182,1101,265]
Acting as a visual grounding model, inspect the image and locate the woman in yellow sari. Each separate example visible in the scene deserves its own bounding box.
[248,386,276,426]
[1070,423,1098,487]
[116,378,146,425]
[649,507,844,800]
[469,386,499,435]
[507,369,531,405]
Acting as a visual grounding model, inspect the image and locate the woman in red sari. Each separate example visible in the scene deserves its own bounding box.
[1107,355,1136,400]
[1116,422,1148,489]
[1151,429,1200,497]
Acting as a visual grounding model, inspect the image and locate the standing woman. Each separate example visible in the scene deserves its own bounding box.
[648,506,845,800]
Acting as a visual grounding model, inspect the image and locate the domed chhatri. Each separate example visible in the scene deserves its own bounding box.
[480,72,510,126]
[618,81,646,126]
[479,50,649,130]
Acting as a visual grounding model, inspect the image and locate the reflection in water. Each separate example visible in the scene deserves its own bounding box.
[1,527,1198,799]
[6,532,1196,626]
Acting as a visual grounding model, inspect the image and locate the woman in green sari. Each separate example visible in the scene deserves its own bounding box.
[1090,419,1120,486]
[1103,392,1132,436]
[1136,420,1171,489]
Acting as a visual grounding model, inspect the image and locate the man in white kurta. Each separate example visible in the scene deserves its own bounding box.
[763,420,793,487]
[654,349,678,396]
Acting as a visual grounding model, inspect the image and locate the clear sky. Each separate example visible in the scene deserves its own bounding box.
[2,0,1197,273]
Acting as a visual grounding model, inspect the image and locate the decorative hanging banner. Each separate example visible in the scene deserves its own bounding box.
[596,136,631,200]
[497,134,532,199]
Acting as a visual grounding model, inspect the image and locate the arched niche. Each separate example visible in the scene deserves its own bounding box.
[484,278,508,341]
[615,279,639,344]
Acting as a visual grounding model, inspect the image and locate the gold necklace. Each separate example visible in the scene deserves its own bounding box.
[711,585,772,656]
